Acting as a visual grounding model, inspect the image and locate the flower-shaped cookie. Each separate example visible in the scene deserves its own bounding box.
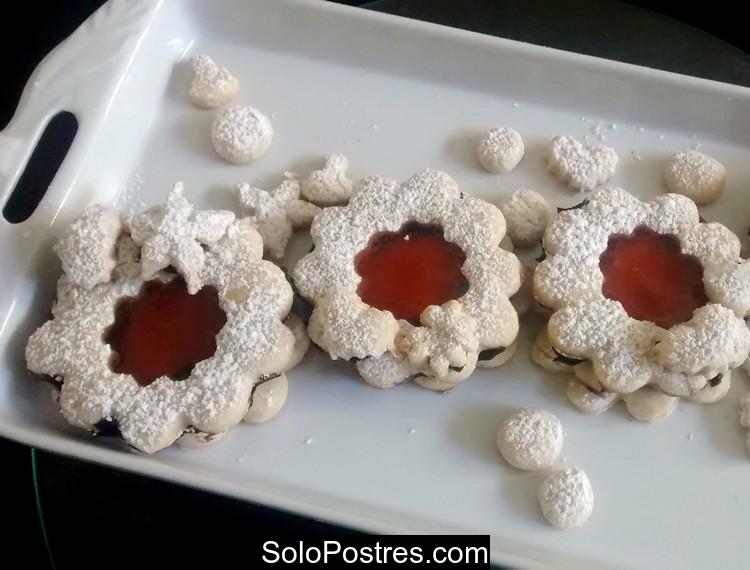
[293,169,522,390]
[127,182,235,294]
[535,187,750,397]
[27,200,301,453]
[237,175,321,259]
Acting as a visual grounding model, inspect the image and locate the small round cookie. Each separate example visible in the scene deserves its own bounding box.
[477,340,518,368]
[498,190,556,247]
[497,408,564,471]
[545,135,618,192]
[688,369,731,404]
[477,127,524,174]
[663,150,726,205]
[622,386,679,422]
[244,374,288,424]
[566,379,619,415]
[531,329,578,374]
[189,54,239,109]
[211,105,273,164]
[538,468,594,530]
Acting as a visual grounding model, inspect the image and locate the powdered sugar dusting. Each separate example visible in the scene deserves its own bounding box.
[537,468,594,529]
[397,300,478,378]
[663,150,726,205]
[497,408,563,471]
[537,188,750,396]
[54,205,122,289]
[237,175,321,260]
[127,182,235,294]
[545,135,618,192]
[188,54,239,109]
[655,305,750,378]
[476,127,525,174]
[300,154,354,206]
[27,208,296,453]
[293,169,522,388]
[356,352,415,389]
[211,104,273,164]
[115,171,146,215]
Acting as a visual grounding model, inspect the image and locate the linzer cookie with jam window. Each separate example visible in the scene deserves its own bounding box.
[26,183,307,453]
[532,187,750,420]
[292,169,523,391]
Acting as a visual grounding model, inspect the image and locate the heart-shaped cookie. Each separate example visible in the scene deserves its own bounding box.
[545,135,618,191]
[189,54,239,109]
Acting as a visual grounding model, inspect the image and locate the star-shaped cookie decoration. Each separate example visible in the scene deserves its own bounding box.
[128,182,235,294]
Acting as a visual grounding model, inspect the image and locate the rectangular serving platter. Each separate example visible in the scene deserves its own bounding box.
[2,1,750,567]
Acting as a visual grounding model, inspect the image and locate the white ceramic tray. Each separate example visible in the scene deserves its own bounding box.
[2,1,750,567]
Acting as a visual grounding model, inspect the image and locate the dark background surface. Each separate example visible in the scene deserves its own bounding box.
[3,1,749,568]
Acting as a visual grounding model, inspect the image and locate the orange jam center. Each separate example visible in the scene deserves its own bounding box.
[104,279,227,387]
[354,222,468,324]
[599,225,708,329]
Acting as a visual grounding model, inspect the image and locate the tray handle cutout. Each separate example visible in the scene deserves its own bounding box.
[2,111,78,224]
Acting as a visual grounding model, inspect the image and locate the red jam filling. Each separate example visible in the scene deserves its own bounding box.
[354,222,468,324]
[599,225,708,329]
[104,279,227,387]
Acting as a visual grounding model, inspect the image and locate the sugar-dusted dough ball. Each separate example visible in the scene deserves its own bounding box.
[663,150,726,205]
[477,127,524,173]
[211,105,273,164]
[497,408,564,470]
[538,468,594,529]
